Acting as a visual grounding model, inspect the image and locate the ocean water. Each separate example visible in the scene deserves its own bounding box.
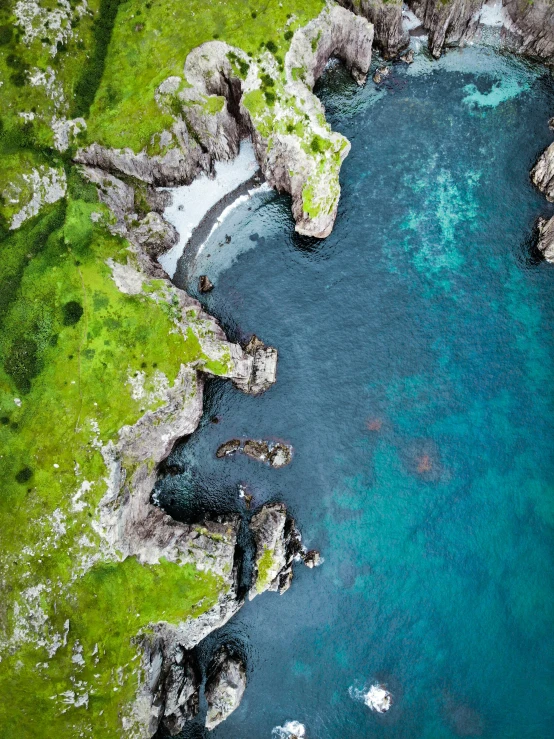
[157,47,554,738]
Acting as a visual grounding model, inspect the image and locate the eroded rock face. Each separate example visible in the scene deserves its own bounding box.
[249,503,304,599]
[338,0,408,59]
[406,0,484,58]
[503,0,554,62]
[537,216,554,262]
[205,648,247,730]
[233,335,278,395]
[133,211,179,257]
[139,640,201,736]
[532,141,554,202]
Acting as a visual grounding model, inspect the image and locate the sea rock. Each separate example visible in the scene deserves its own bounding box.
[199,275,214,293]
[249,503,304,599]
[303,549,322,568]
[373,66,391,84]
[132,211,179,257]
[243,439,270,463]
[537,216,554,263]
[338,0,409,59]
[549,117,554,132]
[233,335,278,395]
[400,48,414,64]
[531,142,554,201]
[205,648,247,730]
[216,439,241,458]
[268,443,293,468]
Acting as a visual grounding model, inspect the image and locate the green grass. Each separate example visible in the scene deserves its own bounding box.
[86,0,325,153]
[0,169,237,737]
[256,547,277,593]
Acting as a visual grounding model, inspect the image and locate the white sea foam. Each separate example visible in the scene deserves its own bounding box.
[349,683,392,713]
[158,140,259,277]
[272,720,306,738]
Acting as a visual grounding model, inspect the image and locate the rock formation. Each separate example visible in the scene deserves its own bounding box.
[338,0,408,59]
[249,503,304,599]
[199,275,214,293]
[205,648,247,730]
[233,335,278,395]
[216,439,293,467]
[402,0,554,62]
[76,5,374,239]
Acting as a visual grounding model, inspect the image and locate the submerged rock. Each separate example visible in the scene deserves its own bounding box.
[216,439,241,458]
[373,66,391,84]
[537,216,554,263]
[199,275,214,293]
[205,648,247,730]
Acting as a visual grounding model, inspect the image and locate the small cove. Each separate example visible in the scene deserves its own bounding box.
[156,45,554,738]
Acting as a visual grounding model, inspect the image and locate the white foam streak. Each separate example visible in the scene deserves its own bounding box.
[272,720,306,738]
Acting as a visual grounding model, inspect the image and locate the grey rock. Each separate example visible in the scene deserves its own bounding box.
[405,0,484,59]
[531,141,554,202]
[216,439,241,458]
[339,0,408,59]
[268,443,293,468]
[537,216,554,263]
[205,648,247,731]
[248,503,304,600]
[303,549,322,568]
[503,0,554,63]
[132,211,179,257]
[373,65,391,84]
[243,439,270,463]
[400,48,415,64]
[199,275,214,293]
[549,117,554,132]
[79,166,134,227]
[233,335,278,395]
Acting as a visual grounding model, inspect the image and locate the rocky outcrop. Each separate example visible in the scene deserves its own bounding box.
[338,0,408,59]
[503,0,554,62]
[205,648,247,730]
[249,503,305,599]
[537,216,554,262]
[76,5,374,240]
[406,0,484,58]
[138,639,201,736]
[532,142,554,201]
[199,275,214,293]
[233,335,278,395]
[133,211,179,257]
[216,438,293,467]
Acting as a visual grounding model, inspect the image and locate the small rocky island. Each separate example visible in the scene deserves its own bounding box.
[0,0,552,735]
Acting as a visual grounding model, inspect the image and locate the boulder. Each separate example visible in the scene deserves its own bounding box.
[132,211,179,257]
[400,48,414,63]
[268,443,293,468]
[216,439,241,458]
[199,275,214,293]
[243,439,270,463]
[373,66,391,84]
[303,549,322,568]
[205,648,247,730]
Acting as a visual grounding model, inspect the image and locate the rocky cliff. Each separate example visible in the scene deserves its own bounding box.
[76,3,374,239]
[402,0,554,62]
[338,0,408,59]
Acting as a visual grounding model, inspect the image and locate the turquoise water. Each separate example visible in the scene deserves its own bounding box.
[158,47,554,738]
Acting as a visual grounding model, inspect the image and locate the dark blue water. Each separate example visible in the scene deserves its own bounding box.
[161,47,554,738]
